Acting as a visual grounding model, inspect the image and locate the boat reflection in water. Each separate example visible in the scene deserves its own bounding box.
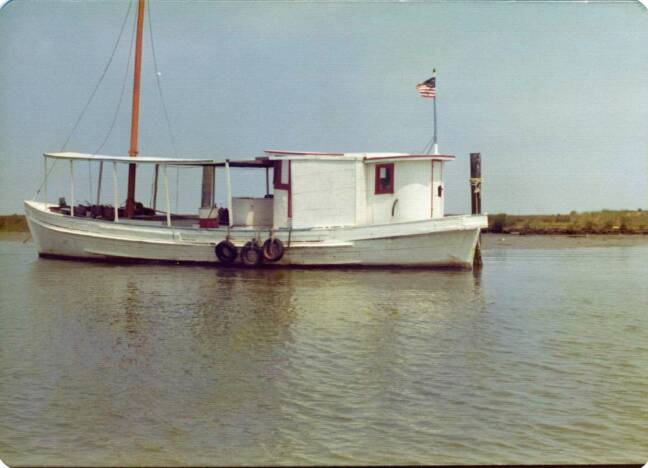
[20,257,483,464]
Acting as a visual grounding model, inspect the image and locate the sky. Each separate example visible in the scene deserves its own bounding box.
[0,0,647,215]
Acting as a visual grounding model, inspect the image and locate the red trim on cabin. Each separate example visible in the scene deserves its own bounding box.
[264,149,345,156]
[365,154,455,161]
[287,161,292,219]
[374,163,395,195]
[273,161,290,190]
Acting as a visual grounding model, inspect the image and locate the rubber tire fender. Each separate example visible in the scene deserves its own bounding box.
[262,238,284,262]
[215,240,238,265]
[240,240,263,267]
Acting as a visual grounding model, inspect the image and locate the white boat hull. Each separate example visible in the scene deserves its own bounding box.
[25,201,487,269]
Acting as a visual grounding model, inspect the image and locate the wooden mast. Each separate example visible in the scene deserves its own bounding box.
[125,0,145,217]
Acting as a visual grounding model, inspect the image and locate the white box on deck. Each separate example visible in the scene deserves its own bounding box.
[232,197,273,226]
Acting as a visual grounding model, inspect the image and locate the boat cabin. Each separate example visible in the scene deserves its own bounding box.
[41,150,454,230]
[265,150,454,229]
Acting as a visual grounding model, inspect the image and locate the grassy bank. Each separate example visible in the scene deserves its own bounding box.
[487,210,648,235]
[0,214,28,232]
[3,211,648,235]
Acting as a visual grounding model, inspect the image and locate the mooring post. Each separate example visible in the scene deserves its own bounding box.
[470,153,481,215]
[470,153,483,268]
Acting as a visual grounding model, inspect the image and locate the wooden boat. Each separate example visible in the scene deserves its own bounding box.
[24,1,487,269]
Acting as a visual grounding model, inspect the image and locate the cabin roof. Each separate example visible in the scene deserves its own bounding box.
[44,152,272,168]
[264,149,455,162]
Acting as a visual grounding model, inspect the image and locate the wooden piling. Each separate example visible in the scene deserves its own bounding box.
[470,153,483,268]
[470,153,481,215]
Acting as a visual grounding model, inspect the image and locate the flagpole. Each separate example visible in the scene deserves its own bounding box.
[432,69,438,155]
[416,69,438,155]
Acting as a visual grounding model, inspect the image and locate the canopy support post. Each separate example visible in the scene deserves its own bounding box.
[212,167,216,206]
[163,165,171,227]
[96,161,103,205]
[112,162,119,223]
[225,160,233,228]
[265,167,269,196]
[43,157,48,203]
[152,164,159,210]
[69,160,75,217]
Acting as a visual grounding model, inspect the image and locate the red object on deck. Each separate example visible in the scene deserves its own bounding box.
[199,218,219,228]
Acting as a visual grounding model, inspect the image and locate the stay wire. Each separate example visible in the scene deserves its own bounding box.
[34,159,58,198]
[421,136,434,154]
[94,6,137,155]
[147,2,180,212]
[148,1,178,158]
[59,1,133,153]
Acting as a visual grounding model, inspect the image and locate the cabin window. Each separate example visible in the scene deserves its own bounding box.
[374,163,394,194]
[273,160,290,190]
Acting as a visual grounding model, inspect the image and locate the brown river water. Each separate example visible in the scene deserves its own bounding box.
[1,235,647,465]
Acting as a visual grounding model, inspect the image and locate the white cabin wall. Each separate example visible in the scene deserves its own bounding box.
[291,160,356,228]
[394,161,432,222]
[365,160,432,224]
[432,161,445,218]
[354,160,368,225]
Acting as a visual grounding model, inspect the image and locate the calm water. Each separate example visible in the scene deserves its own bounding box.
[1,238,647,465]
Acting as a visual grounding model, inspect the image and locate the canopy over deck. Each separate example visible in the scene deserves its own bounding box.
[44,152,272,168]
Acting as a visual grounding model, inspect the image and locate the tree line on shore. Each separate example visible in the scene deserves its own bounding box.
[0,214,28,232]
[487,210,648,235]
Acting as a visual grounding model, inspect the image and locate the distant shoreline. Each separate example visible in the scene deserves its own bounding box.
[0,214,28,233]
[485,210,648,235]
[2,211,648,236]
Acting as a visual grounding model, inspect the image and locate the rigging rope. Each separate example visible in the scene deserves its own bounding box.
[59,1,133,152]
[421,137,434,155]
[148,1,180,212]
[148,1,179,158]
[175,168,180,213]
[33,160,58,198]
[88,161,92,201]
[94,6,137,155]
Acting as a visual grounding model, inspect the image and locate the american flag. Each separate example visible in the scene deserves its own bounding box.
[416,72,436,99]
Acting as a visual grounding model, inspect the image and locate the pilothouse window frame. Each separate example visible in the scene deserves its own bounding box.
[273,160,291,190]
[374,163,395,195]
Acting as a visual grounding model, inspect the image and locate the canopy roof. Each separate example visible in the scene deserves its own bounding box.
[45,151,455,166]
[44,152,272,168]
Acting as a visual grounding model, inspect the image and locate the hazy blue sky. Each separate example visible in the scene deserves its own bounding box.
[1,0,646,214]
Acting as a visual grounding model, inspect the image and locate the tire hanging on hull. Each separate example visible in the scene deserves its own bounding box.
[262,238,284,262]
[240,240,263,266]
[215,240,237,264]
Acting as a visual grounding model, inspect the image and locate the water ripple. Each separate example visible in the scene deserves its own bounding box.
[1,241,648,464]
